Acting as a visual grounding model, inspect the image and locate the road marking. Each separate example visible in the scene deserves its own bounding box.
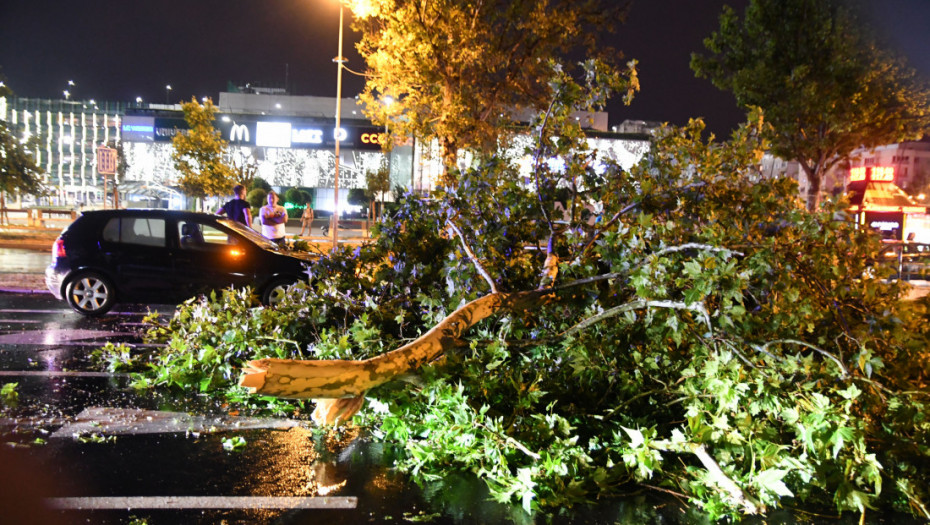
[0,328,137,344]
[45,496,357,510]
[0,308,163,316]
[0,370,127,377]
[51,407,304,437]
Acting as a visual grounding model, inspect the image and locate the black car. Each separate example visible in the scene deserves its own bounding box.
[46,209,316,316]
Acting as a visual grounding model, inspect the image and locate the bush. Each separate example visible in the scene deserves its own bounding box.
[246,188,267,209]
[250,177,272,192]
[283,187,304,207]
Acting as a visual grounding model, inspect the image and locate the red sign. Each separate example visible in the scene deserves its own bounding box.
[850,166,894,183]
[96,146,117,175]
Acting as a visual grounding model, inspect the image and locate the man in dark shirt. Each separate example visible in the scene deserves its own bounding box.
[217,184,252,228]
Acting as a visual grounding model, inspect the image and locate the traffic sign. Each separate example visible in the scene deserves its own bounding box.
[97,146,118,175]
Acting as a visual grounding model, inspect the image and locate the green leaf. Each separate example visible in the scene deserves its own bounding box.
[755,469,794,498]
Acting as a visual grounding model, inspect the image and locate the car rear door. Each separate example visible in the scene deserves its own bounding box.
[99,214,175,301]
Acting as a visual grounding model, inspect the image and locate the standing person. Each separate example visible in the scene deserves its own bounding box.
[217,184,252,228]
[260,191,288,244]
[299,204,315,236]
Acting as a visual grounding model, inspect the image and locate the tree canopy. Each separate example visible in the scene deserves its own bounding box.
[348,0,638,181]
[171,98,237,203]
[691,0,930,209]
[0,82,45,223]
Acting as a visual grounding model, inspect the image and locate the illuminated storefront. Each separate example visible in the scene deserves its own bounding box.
[847,166,929,241]
[2,94,652,211]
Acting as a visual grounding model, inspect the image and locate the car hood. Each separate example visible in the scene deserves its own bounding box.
[283,251,319,263]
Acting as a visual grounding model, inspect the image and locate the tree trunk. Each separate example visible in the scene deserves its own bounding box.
[803,163,823,211]
[439,135,458,186]
[239,291,550,424]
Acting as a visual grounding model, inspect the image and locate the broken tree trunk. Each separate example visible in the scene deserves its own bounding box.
[239,291,549,425]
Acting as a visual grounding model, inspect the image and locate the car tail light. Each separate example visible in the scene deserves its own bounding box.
[53,238,66,259]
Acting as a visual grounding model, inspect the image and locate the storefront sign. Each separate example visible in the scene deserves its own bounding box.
[850,166,895,183]
[125,114,383,151]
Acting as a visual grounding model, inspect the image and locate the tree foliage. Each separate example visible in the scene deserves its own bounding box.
[349,0,638,179]
[111,64,930,520]
[171,97,237,203]
[691,0,930,209]
[0,103,45,223]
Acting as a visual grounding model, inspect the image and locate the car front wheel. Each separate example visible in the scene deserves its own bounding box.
[261,278,294,306]
[66,272,116,316]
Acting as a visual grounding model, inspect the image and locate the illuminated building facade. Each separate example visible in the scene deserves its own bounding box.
[0,97,125,206]
[1,93,652,212]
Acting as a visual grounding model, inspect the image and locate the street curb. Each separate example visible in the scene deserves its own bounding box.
[0,287,50,294]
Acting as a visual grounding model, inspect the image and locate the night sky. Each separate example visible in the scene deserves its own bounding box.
[1,0,927,137]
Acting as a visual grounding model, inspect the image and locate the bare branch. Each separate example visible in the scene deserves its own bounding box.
[446,219,499,294]
[755,339,848,378]
[562,299,713,338]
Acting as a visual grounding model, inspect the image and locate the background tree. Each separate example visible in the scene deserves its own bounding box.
[0,120,45,224]
[349,0,638,181]
[366,164,390,219]
[249,177,272,193]
[691,0,930,210]
[0,79,45,224]
[347,188,368,216]
[283,187,303,207]
[246,188,267,209]
[171,97,237,208]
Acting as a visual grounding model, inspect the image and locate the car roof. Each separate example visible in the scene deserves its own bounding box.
[79,209,220,221]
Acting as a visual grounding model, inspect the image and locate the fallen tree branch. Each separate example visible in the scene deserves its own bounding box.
[690,444,762,515]
[562,299,713,338]
[239,291,552,424]
[447,219,498,294]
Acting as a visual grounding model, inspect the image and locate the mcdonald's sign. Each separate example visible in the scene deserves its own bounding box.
[230,123,250,143]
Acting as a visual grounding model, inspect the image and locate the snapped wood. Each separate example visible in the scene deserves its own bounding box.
[238,291,548,425]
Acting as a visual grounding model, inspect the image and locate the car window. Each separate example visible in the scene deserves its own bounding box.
[218,218,280,251]
[101,217,167,247]
[178,220,237,250]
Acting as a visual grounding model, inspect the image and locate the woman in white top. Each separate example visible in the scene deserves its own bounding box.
[260,191,288,244]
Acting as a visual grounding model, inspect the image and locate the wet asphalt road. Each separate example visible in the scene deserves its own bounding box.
[0,292,477,525]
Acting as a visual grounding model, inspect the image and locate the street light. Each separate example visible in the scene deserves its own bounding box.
[331,0,346,251]
[165,84,172,104]
[135,96,143,104]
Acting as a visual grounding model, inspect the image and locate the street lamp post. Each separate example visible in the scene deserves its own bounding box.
[165,84,172,104]
[331,1,346,251]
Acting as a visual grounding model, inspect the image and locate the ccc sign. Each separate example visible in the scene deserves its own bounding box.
[361,132,387,145]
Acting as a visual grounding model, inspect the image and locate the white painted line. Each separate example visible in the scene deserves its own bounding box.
[0,329,137,344]
[51,407,303,437]
[45,496,357,510]
[0,370,126,378]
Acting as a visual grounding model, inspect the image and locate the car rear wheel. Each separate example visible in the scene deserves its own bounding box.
[66,272,116,316]
[261,278,294,306]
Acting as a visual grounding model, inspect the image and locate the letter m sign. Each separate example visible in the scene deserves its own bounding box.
[97,146,118,175]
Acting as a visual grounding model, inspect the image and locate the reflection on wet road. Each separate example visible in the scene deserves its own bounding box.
[0,293,369,524]
[0,291,503,525]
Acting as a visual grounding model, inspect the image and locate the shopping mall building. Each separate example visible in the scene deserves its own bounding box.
[0,92,651,213]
